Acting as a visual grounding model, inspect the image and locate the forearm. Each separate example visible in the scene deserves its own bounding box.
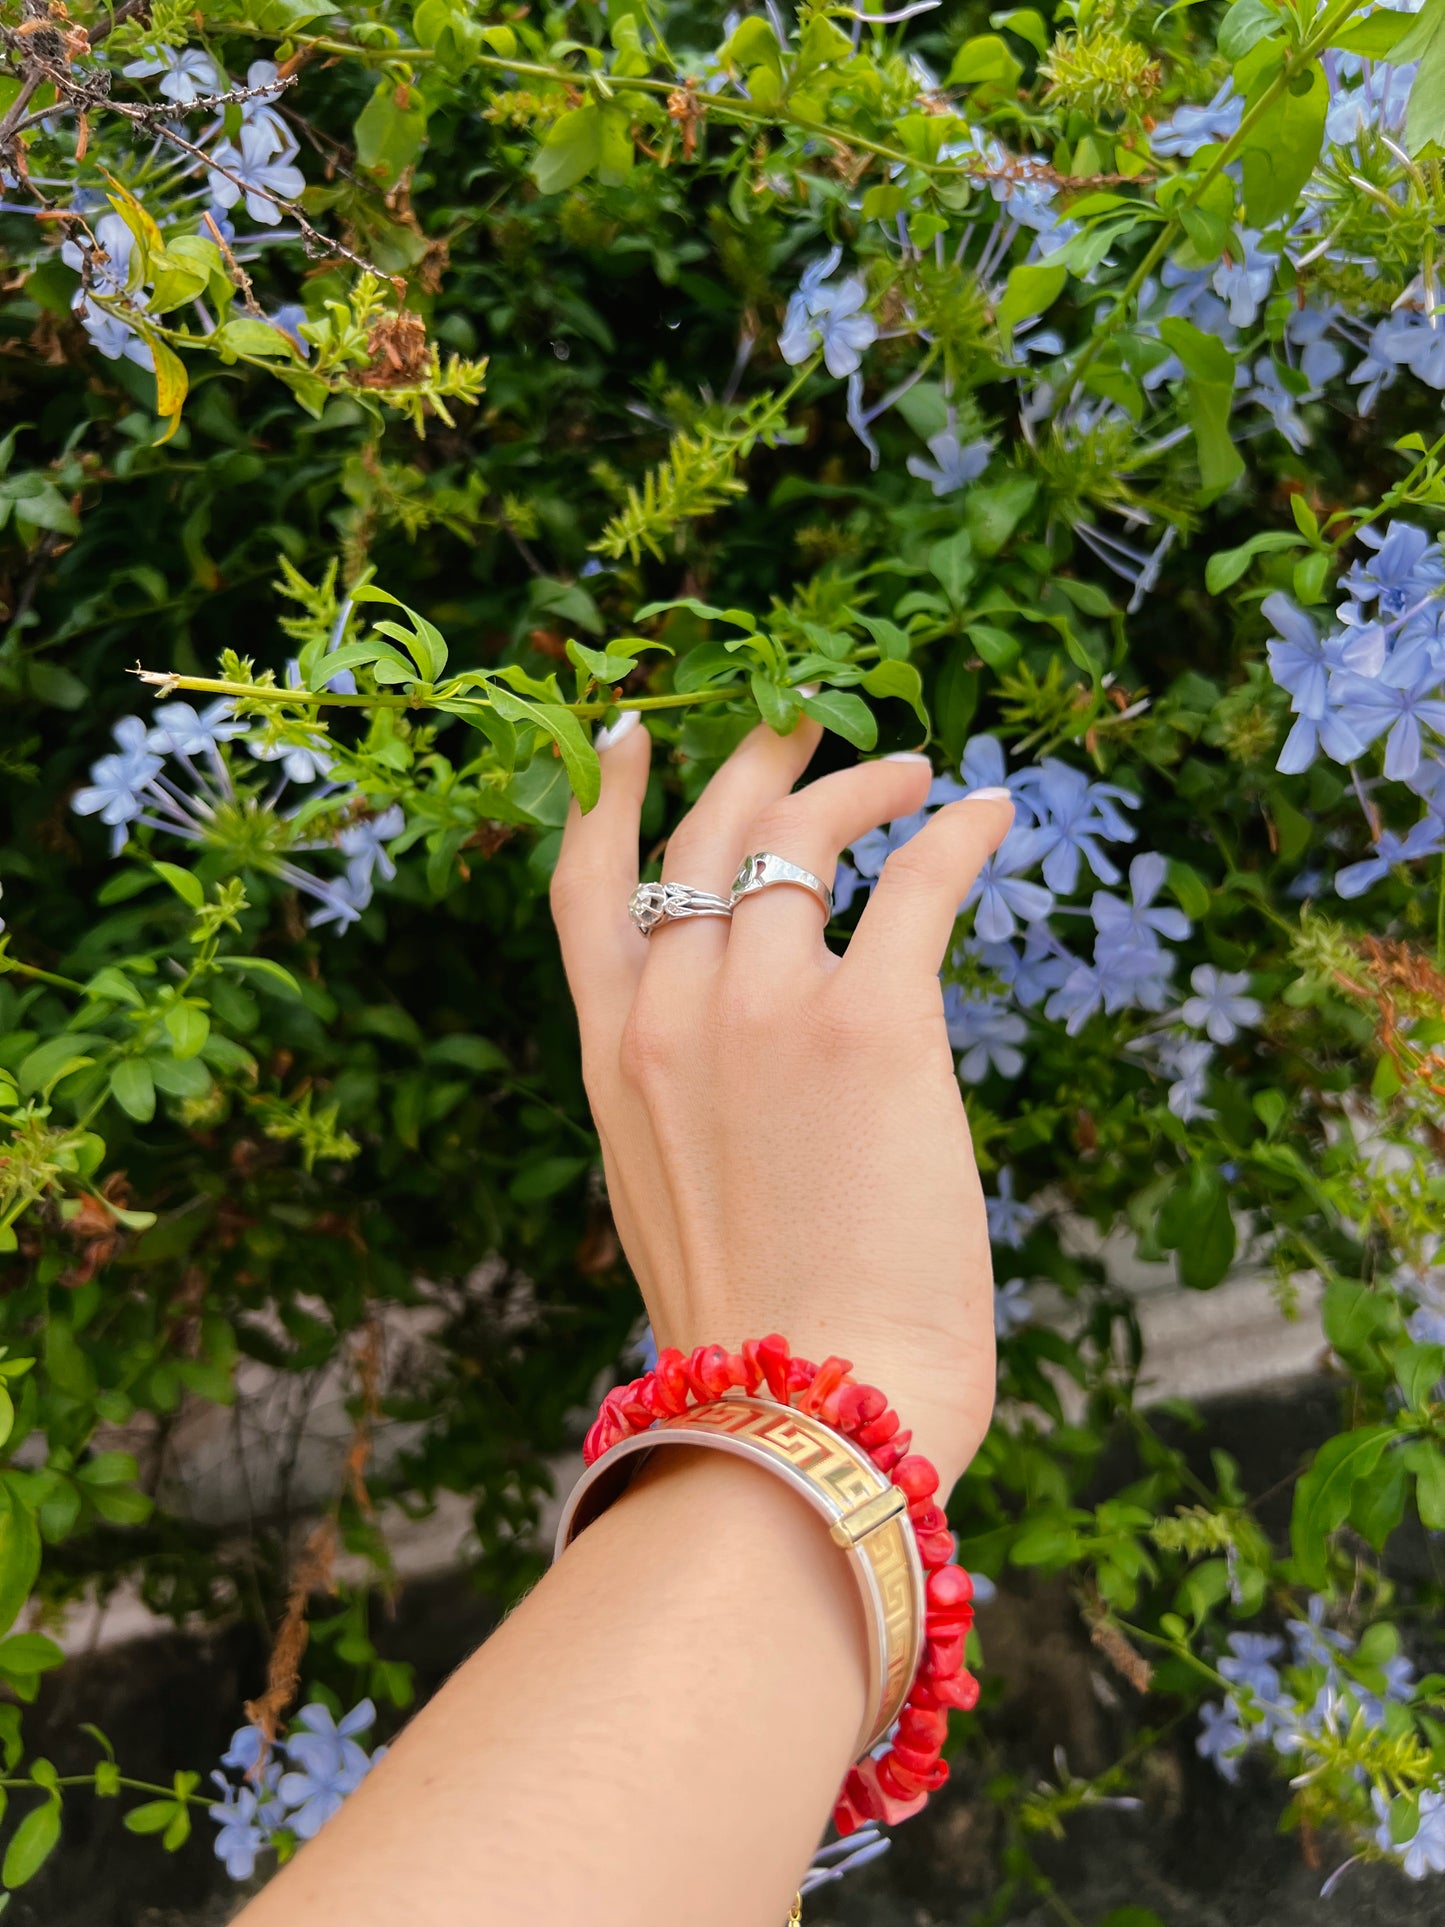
[237,1453,868,1927]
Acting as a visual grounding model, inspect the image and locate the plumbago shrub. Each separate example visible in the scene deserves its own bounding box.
[4,0,1445,1909]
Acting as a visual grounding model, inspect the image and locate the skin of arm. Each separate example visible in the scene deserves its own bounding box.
[238,719,1012,1926]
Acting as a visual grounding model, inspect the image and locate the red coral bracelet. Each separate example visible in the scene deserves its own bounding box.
[578,1333,979,1836]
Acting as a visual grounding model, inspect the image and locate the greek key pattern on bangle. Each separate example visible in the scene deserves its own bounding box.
[563,1334,980,1839]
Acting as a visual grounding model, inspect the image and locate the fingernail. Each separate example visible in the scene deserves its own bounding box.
[965,785,1011,802]
[595,710,641,753]
[881,751,933,765]
[797,683,820,699]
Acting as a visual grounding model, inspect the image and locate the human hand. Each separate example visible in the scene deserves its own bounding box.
[550,715,1013,1490]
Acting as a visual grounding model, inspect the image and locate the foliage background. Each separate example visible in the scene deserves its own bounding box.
[3,0,1445,1910]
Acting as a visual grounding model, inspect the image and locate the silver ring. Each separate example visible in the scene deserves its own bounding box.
[627,880,735,937]
[731,851,834,921]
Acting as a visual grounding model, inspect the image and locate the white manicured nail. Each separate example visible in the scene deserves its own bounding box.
[595,710,641,753]
[965,785,1011,802]
[797,683,820,699]
[881,751,932,765]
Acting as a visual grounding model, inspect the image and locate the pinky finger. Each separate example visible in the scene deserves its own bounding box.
[841,790,1014,991]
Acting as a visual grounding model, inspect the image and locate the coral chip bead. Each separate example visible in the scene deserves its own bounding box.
[898,1706,948,1749]
[918,1530,957,1569]
[893,1455,940,1502]
[837,1383,887,1433]
[927,1565,975,1619]
[930,1669,981,1712]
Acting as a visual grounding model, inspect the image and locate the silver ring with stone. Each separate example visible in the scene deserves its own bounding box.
[627,880,735,938]
[730,852,834,921]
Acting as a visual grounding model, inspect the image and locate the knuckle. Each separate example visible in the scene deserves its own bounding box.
[618,996,685,1091]
[880,836,938,888]
[746,797,811,856]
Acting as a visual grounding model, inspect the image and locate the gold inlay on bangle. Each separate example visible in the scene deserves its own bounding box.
[829,1482,908,1547]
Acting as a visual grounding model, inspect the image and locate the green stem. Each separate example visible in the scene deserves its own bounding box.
[0,958,86,993]
[1057,0,1372,413]
[1436,854,1445,970]
[129,672,751,719]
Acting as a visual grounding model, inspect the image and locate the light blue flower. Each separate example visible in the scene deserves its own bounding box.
[1338,519,1445,631]
[72,717,163,853]
[240,59,293,156]
[1150,82,1243,157]
[1397,1789,1445,1880]
[269,304,312,358]
[966,826,1053,942]
[1212,231,1274,329]
[210,121,305,226]
[778,251,878,378]
[1286,303,1345,389]
[1239,357,1313,452]
[338,804,404,890]
[1335,812,1445,897]
[959,733,1014,798]
[1180,965,1262,1044]
[993,1276,1034,1338]
[276,1700,381,1840]
[944,988,1026,1081]
[1287,1595,1353,1667]
[305,869,373,932]
[122,47,220,103]
[906,428,993,496]
[1012,760,1134,894]
[1330,640,1445,780]
[148,700,249,757]
[1045,961,1105,1035]
[1196,1700,1248,1783]
[1277,703,1368,774]
[1219,1631,1283,1703]
[1090,852,1190,949]
[986,1167,1035,1249]
[971,928,1072,1008]
[209,1783,270,1880]
[1164,1037,1214,1121]
[1353,308,1445,407]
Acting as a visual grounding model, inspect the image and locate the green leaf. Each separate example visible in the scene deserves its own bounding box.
[510,1156,590,1203]
[989,7,1049,53]
[1205,529,1303,594]
[109,1059,156,1124]
[1403,1440,1445,1529]
[153,861,203,909]
[215,956,302,999]
[490,691,601,813]
[16,1035,103,1098]
[996,262,1067,354]
[122,1800,175,1836]
[801,689,878,751]
[861,659,928,729]
[1239,65,1329,226]
[2,1799,60,1889]
[1334,7,1420,56]
[1402,0,1445,152]
[948,33,1023,89]
[1322,1277,1397,1359]
[354,78,428,187]
[532,106,603,196]
[927,531,976,607]
[1290,1425,1396,1587]
[1219,0,1280,60]
[212,317,298,360]
[0,1487,40,1640]
[750,672,802,734]
[1165,858,1210,921]
[1159,319,1244,495]
[163,1003,209,1060]
[566,639,637,683]
[634,597,757,630]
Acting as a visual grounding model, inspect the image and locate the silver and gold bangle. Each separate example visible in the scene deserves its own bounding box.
[554,1392,925,1757]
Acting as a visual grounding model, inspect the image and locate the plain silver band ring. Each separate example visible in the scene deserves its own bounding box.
[628,880,735,937]
[731,852,834,922]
